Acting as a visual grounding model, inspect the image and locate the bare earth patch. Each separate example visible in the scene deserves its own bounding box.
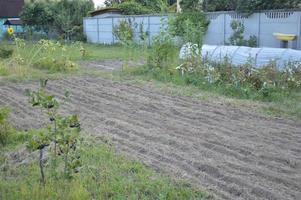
[78,59,145,71]
[0,76,300,200]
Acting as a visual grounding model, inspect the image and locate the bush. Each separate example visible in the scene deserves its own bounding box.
[0,107,12,146]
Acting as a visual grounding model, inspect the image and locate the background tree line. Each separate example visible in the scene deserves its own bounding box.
[21,0,94,40]
[105,0,301,14]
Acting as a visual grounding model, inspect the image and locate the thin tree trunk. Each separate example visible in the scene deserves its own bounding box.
[64,151,68,176]
[39,148,45,186]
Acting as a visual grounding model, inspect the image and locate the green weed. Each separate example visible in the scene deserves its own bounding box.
[0,107,13,146]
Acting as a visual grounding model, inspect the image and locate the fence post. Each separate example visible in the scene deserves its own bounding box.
[97,18,100,43]
[223,13,226,45]
[83,18,86,41]
[148,16,151,46]
[112,18,114,44]
[258,12,261,47]
[297,11,301,50]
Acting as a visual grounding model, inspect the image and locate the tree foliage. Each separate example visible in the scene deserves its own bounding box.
[116,1,152,15]
[201,0,301,12]
[20,0,94,40]
[105,0,170,14]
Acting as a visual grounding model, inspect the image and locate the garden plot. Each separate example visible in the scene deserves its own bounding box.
[78,59,145,71]
[0,76,300,200]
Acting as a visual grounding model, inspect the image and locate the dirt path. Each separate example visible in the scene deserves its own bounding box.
[0,76,300,200]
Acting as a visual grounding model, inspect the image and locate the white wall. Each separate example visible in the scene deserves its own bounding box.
[84,10,301,50]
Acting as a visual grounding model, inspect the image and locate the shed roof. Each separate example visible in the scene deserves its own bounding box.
[3,18,23,26]
[0,0,24,18]
[90,8,122,17]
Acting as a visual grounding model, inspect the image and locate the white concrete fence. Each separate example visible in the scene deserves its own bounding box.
[83,10,301,50]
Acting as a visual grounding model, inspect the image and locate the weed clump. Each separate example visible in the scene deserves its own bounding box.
[0,107,13,146]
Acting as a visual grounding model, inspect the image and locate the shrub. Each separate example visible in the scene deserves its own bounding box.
[0,107,12,146]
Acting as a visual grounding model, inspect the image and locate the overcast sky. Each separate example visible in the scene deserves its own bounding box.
[93,0,105,8]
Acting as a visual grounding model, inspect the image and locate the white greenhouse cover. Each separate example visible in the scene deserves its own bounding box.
[180,44,301,70]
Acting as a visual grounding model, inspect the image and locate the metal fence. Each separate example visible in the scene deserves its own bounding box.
[83,10,301,50]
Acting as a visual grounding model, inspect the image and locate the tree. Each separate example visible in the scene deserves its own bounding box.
[20,1,55,34]
[236,0,301,13]
[180,0,203,12]
[104,0,123,7]
[105,0,170,14]
[202,0,301,12]
[21,0,94,40]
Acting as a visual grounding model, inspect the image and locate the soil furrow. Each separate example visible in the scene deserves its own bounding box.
[1,76,301,200]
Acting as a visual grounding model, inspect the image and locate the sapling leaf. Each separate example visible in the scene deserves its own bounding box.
[64,91,70,98]
[40,79,48,88]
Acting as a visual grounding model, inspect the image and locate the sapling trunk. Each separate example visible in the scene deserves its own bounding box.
[54,119,57,157]
[39,148,45,186]
[64,147,69,177]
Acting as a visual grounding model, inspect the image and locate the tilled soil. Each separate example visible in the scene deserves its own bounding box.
[0,76,300,200]
[78,59,145,71]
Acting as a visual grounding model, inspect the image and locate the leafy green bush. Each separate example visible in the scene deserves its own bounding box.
[0,107,12,146]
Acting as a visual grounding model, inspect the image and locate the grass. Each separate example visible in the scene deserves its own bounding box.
[0,130,210,200]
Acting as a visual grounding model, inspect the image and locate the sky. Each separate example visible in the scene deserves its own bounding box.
[93,0,105,8]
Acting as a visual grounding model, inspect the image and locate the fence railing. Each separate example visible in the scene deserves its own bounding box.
[83,10,301,50]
